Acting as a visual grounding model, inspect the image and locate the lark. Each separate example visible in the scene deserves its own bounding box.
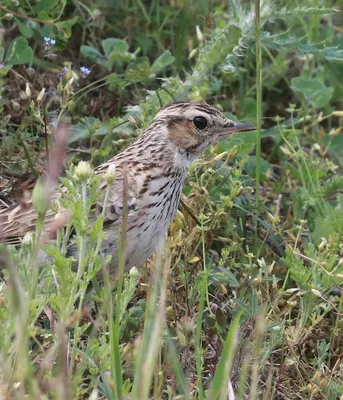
[0,101,255,273]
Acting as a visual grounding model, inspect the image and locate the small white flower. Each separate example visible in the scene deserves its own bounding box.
[25,83,31,98]
[129,266,139,278]
[106,164,116,184]
[196,26,204,43]
[36,88,46,102]
[75,161,93,182]
[22,232,33,246]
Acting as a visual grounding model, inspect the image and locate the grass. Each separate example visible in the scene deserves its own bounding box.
[0,0,343,398]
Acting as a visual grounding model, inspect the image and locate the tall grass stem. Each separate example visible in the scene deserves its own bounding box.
[255,0,262,220]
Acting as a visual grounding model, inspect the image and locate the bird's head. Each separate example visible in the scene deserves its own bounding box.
[154,101,256,157]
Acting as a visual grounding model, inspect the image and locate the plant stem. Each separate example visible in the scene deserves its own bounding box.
[255,0,262,218]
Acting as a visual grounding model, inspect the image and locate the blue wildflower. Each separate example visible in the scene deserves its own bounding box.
[57,65,68,78]
[44,37,56,51]
[80,66,91,78]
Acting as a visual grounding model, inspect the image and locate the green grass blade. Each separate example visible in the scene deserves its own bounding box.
[208,312,242,400]
[166,329,191,400]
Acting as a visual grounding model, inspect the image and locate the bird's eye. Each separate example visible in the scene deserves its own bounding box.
[193,116,208,130]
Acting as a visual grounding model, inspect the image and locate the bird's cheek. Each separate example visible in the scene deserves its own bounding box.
[168,120,198,149]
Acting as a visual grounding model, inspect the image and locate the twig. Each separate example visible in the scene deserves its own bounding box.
[0,5,67,37]
[180,198,201,226]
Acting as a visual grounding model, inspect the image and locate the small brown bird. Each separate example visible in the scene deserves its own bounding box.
[0,101,255,272]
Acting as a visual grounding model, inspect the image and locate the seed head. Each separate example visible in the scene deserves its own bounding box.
[106,164,116,185]
[32,178,49,214]
[75,161,93,182]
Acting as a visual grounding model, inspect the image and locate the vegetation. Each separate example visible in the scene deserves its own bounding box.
[0,0,343,398]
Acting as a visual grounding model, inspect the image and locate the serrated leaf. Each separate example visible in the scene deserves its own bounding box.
[323,47,343,62]
[151,50,175,74]
[283,252,311,290]
[69,118,107,143]
[291,77,333,108]
[272,36,302,50]
[102,38,129,57]
[5,37,33,65]
[80,45,106,65]
[90,216,104,243]
[311,205,343,245]
[125,57,151,83]
[297,42,321,54]
[272,6,338,18]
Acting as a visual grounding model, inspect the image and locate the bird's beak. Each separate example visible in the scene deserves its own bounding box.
[220,120,256,136]
[232,121,256,132]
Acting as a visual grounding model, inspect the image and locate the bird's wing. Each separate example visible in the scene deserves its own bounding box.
[93,167,142,227]
[0,198,59,246]
[0,165,141,246]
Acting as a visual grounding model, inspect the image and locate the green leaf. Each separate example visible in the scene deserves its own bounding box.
[272,6,338,18]
[311,205,343,245]
[125,57,151,83]
[108,52,135,70]
[80,45,106,66]
[291,77,334,108]
[245,156,272,181]
[322,133,343,166]
[241,97,257,122]
[297,42,321,54]
[69,118,107,143]
[261,29,302,50]
[151,50,175,74]
[323,47,343,62]
[211,266,239,287]
[37,11,51,21]
[34,0,58,13]
[57,17,79,38]
[90,216,104,243]
[283,252,311,290]
[102,38,129,57]
[296,44,343,62]
[14,18,34,38]
[5,37,33,65]
[217,130,256,156]
[262,31,303,50]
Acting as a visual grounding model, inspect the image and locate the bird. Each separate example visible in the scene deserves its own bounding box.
[0,101,255,273]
